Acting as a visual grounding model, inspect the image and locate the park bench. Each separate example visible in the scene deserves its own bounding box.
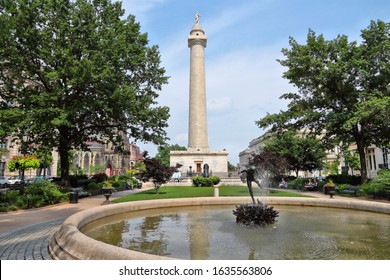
[337,186,359,196]
[69,187,90,198]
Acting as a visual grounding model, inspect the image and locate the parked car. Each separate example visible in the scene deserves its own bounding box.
[0,176,10,188]
[171,171,182,182]
[8,175,29,185]
[27,175,52,183]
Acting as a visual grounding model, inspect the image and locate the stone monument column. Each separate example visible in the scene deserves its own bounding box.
[169,13,228,175]
[188,14,208,151]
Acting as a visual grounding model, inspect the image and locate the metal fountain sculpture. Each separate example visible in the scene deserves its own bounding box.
[233,150,289,227]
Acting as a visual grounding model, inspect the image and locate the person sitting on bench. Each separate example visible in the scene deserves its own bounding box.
[304,179,314,191]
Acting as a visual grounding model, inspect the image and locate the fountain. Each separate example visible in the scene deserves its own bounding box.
[236,166,278,227]
[49,196,390,260]
[233,200,279,227]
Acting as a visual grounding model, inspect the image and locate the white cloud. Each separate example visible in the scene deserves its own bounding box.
[207,96,232,112]
[155,44,292,163]
[206,45,292,112]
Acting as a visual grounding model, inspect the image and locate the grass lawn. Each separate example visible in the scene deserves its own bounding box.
[112,185,312,203]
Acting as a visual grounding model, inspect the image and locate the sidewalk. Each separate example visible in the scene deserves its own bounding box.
[0,186,152,260]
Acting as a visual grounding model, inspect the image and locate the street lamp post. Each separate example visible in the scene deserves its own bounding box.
[19,135,29,196]
[43,147,48,178]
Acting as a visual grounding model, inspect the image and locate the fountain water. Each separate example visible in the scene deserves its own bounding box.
[49,197,390,260]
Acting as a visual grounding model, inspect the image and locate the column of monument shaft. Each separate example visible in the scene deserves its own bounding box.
[188,23,209,150]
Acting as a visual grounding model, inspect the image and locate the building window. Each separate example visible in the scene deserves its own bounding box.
[0,143,6,149]
[0,162,5,176]
[383,151,389,169]
[368,155,373,170]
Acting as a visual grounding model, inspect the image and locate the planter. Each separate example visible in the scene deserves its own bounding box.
[324,185,335,198]
[102,188,113,202]
[324,185,335,194]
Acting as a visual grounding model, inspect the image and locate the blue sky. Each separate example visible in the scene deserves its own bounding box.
[121,0,390,165]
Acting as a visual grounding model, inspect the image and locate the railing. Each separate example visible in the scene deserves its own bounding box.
[379,163,390,169]
[186,172,240,178]
[166,176,246,186]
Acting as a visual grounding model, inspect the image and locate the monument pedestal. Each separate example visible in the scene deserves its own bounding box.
[170,149,228,177]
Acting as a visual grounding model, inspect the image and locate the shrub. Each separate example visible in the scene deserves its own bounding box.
[119,174,131,181]
[84,182,100,191]
[92,173,108,183]
[287,178,307,190]
[336,184,350,191]
[360,169,390,198]
[8,205,18,211]
[24,180,68,207]
[112,180,122,188]
[211,176,221,185]
[0,190,19,205]
[327,174,361,185]
[16,197,28,209]
[124,177,142,189]
[316,180,325,192]
[69,174,89,188]
[192,176,220,187]
[0,190,27,211]
[108,175,119,182]
[0,204,8,212]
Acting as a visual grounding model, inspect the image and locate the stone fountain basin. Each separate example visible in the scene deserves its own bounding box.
[49,197,390,260]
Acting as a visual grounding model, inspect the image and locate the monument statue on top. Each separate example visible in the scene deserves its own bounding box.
[195,11,200,23]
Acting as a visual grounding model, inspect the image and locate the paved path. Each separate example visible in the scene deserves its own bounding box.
[0,187,368,260]
[0,187,151,260]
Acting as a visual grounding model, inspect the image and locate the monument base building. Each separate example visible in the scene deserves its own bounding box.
[170,148,228,177]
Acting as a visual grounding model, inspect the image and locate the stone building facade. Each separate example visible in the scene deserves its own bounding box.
[0,136,59,178]
[0,136,142,178]
[239,132,389,179]
[73,142,142,176]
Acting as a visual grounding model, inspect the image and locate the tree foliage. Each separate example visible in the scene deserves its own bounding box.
[33,146,54,169]
[257,20,390,184]
[264,131,326,177]
[8,155,40,171]
[0,0,169,185]
[138,152,176,193]
[248,149,290,178]
[155,144,186,167]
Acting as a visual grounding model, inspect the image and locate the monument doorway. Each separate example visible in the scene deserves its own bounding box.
[196,163,202,173]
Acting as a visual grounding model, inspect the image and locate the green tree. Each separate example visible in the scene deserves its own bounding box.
[89,165,105,174]
[155,144,186,167]
[0,0,169,185]
[341,148,360,175]
[264,132,326,177]
[227,162,236,172]
[248,149,290,178]
[257,20,390,184]
[33,146,54,175]
[323,159,340,176]
[138,152,176,194]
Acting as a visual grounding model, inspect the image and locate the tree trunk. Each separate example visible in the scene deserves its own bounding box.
[356,137,368,185]
[59,133,71,187]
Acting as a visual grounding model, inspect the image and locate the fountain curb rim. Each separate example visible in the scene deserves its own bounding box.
[48,197,390,260]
